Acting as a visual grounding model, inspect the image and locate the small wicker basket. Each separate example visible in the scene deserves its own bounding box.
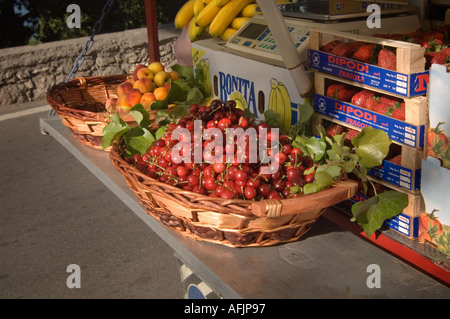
[109,141,358,247]
[46,75,160,151]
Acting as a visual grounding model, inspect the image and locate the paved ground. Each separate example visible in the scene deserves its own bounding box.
[0,101,185,298]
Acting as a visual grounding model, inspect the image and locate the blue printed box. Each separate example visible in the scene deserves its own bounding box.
[369,161,421,191]
[344,192,419,238]
[313,94,425,148]
[308,49,429,97]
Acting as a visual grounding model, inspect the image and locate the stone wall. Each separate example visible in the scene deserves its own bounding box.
[0,24,181,106]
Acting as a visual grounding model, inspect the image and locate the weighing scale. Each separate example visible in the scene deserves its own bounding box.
[225,2,420,67]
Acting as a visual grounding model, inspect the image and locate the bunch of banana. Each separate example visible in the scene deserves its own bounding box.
[175,0,291,41]
[174,0,259,41]
[268,78,292,133]
[174,0,197,29]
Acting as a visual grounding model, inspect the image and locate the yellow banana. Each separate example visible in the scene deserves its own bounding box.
[216,0,231,7]
[209,0,255,38]
[274,87,285,130]
[194,0,204,16]
[231,17,249,30]
[269,79,278,113]
[240,3,259,18]
[277,82,291,133]
[175,0,196,29]
[220,27,237,41]
[189,20,207,41]
[195,0,221,27]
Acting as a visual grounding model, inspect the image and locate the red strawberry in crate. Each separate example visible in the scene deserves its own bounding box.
[441,48,450,58]
[326,83,348,98]
[351,90,375,107]
[379,96,401,107]
[430,52,447,65]
[374,103,391,116]
[326,123,345,138]
[352,43,376,63]
[344,129,360,145]
[320,40,342,53]
[349,41,366,51]
[389,154,402,165]
[378,48,396,71]
[391,106,406,121]
[425,52,447,69]
[336,88,359,102]
[332,42,356,58]
[421,33,445,43]
[365,97,380,111]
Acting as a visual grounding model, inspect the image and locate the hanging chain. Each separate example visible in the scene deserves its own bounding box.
[48,0,115,117]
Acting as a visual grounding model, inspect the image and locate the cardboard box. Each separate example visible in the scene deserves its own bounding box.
[420,63,450,256]
[192,38,311,125]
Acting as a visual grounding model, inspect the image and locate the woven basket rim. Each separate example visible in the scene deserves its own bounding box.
[46,74,129,121]
[109,140,358,218]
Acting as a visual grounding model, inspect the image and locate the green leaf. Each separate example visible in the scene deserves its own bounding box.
[317,165,342,179]
[314,171,334,190]
[303,183,320,194]
[101,113,128,149]
[171,64,194,79]
[124,127,155,155]
[129,103,150,127]
[304,136,326,162]
[297,97,314,123]
[186,87,205,105]
[351,190,409,237]
[155,125,168,140]
[351,126,391,169]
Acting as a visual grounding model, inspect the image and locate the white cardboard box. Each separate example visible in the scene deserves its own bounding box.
[420,63,450,256]
[192,38,311,126]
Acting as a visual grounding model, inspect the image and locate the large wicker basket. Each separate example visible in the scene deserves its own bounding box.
[109,141,359,247]
[46,75,161,151]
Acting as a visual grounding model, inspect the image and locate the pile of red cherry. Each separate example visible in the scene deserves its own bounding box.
[126,99,317,200]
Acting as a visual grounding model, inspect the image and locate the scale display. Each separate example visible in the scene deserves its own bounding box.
[225,12,420,67]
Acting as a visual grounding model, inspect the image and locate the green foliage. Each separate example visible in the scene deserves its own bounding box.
[292,125,408,237]
[102,103,155,156]
[2,0,187,47]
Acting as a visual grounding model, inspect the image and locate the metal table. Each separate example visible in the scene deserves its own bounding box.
[39,115,450,299]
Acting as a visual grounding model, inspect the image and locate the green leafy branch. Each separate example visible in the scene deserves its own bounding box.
[102,103,166,156]
[292,125,408,237]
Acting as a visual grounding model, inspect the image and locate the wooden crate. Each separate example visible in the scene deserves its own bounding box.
[313,72,428,149]
[308,28,428,97]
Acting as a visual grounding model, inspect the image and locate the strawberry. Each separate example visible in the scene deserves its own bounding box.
[425,52,447,68]
[335,88,359,102]
[421,33,445,43]
[331,42,356,58]
[326,123,345,138]
[352,43,376,63]
[378,48,396,71]
[349,41,366,51]
[430,52,447,65]
[320,40,342,53]
[344,129,360,145]
[364,97,380,111]
[374,102,391,115]
[326,83,348,98]
[351,90,375,107]
[391,106,405,121]
[441,48,450,57]
[379,96,401,107]
[389,154,402,165]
